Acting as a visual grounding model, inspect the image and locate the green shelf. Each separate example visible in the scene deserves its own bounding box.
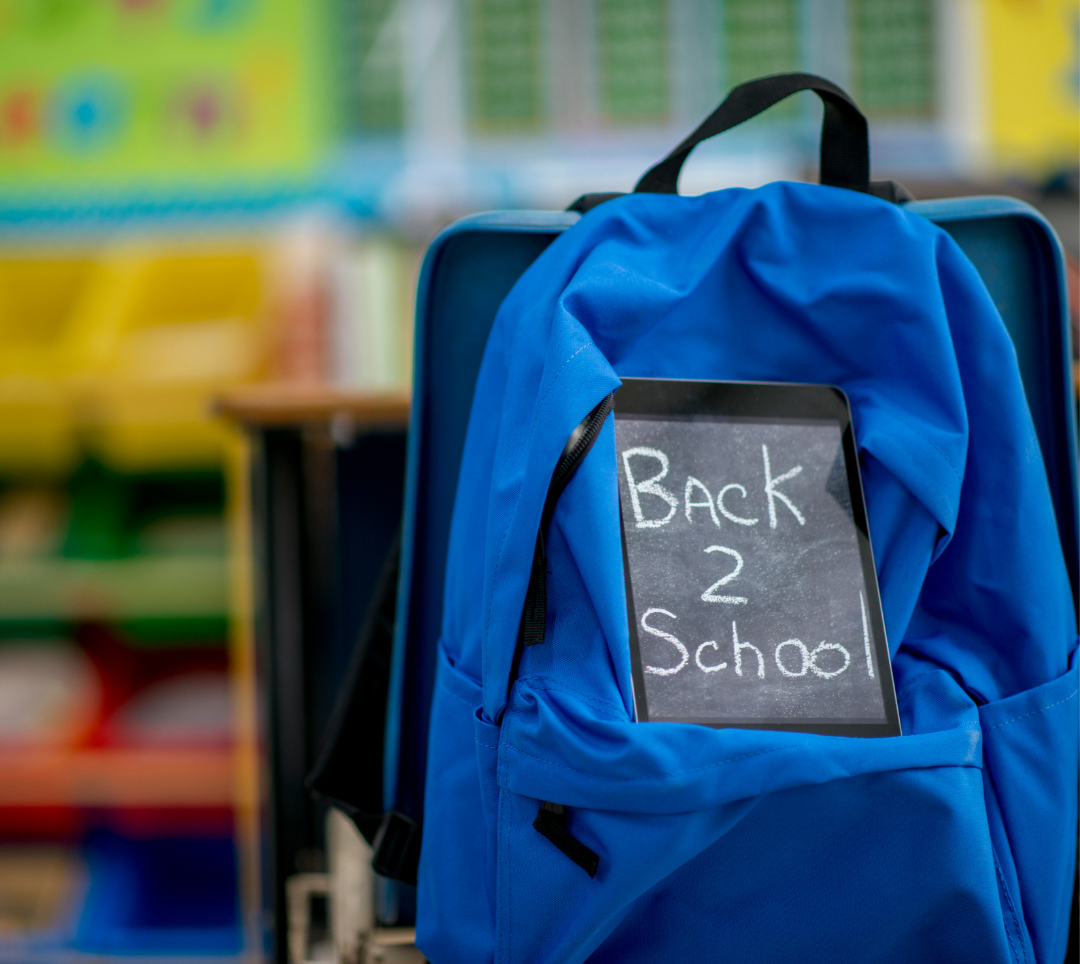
[0,555,228,623]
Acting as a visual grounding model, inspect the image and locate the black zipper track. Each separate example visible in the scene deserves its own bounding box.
[506,391,616,878]
[503,392,616,712]
[543,394,614,527]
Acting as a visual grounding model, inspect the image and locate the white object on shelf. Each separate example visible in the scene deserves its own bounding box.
[106,670,233,746]
[0,641,99,746]
[330,239,410,392]
[366,928,425,964]
[289,811,417,964]
[327,806,375,964]
[286,872,334,964]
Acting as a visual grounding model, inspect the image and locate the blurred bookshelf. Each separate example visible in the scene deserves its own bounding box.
[0,229,415,960]
[0,245,260,961]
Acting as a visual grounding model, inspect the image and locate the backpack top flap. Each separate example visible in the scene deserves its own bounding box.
[442,180,1074,728]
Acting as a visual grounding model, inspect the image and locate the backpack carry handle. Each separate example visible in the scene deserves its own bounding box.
[634,72,869,196]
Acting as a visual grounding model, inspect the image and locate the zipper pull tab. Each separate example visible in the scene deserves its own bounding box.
[533,802,600,878]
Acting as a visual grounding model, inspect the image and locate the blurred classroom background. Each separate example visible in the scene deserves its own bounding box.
[0,1,1076,962]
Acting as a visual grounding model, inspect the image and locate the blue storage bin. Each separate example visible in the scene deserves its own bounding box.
[74,830,243,957]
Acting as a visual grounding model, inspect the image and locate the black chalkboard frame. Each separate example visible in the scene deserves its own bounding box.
[616,378,901,738]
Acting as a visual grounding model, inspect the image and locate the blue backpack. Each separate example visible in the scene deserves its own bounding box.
[410,76,1079,963]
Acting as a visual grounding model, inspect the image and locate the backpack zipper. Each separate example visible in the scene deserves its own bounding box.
[545,393,616,520]
[503,391,615,880]
[504,392,616,710]
[513,392,616,655]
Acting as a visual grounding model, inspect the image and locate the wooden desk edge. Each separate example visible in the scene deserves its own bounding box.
[214,384,411,428]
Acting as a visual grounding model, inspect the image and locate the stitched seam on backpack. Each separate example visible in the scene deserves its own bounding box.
[993,850,1029,964]
[495,730,510,963]
[440,677,498,747]
[440,678,480,710]
[504,727,981,782]
[517,677,627,718]
[982,688,1078,731]
[894,671,979,709]
[505,739,806,780]
[483,341,597,693]
[885,407,964,485]
[499,766,511,963]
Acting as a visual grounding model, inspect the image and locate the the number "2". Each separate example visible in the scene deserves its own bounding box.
[701,546,747,605]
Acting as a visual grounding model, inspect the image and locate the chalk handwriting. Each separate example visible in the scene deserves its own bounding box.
[622,448,678,528]
[695,640,726,673]
[717,483,759,526]
[700,546,748,604]
[615,413,888,734]
[641,608,689,676]
[762,444,805,528]
[773,638,851,678]
[637,612,856,683]
[733,621,765,679]
[808,642,851,679]
[685,476,721,527]
[619,446,807,530]
[775,639,811,677]
[860,590,874,678]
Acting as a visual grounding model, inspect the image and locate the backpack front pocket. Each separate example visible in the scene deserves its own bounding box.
[976,647,1078,964]
[491,666,1012,964]
[416,643,494,964]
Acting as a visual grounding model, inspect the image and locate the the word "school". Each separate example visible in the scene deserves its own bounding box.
[640,610,875,681]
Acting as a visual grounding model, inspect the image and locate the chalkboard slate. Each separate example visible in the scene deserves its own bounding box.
[615,379,900,737]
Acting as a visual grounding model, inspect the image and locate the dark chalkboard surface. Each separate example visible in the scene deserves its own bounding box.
[615,379,900,737]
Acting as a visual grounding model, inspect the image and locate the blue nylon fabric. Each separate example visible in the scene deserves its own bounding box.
[415,182,1077,964]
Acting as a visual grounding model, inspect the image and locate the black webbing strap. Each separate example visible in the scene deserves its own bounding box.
[533,802,600,877]
[370,809,422,885]
[306,535,399,846]
[635,72,869,196]
[567,192,625,214]
[306,535,426,886]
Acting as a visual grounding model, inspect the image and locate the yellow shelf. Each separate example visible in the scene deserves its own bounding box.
[0,250,268,476]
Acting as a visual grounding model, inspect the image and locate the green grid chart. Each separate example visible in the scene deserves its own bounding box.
[721,0,800,117]
[342,0,405,134]
[0,0,329,194]
[852,0,935,116]
[467,0,543,131]
[595,0,669,124]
